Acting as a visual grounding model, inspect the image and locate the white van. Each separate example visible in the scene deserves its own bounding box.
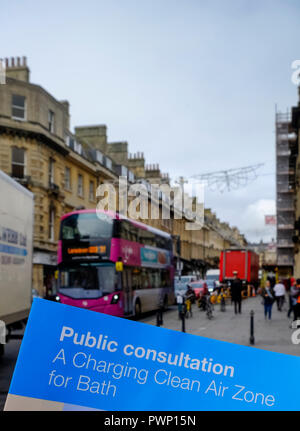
[205,269,220,291]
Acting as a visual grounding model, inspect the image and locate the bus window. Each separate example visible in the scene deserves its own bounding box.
[138,229,156,247]
[161,270,170,287]
[148,270,160,289]
[60,213,113,240]
[140,268,151,289]
[132,268,141,290]
[59,264,120,299]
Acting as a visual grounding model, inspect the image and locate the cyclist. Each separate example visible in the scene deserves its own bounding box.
[185,285,195,318]
[197,282,209,311]
[205,293,213,319]
[220,287,226,311]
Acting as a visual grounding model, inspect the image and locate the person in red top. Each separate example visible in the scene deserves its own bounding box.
[202,282,209,296]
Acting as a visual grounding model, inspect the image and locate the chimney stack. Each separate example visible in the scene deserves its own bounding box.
[4,56,30,82]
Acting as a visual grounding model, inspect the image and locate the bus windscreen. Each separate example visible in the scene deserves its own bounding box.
[60,212,113,240]
[59,263,120,299]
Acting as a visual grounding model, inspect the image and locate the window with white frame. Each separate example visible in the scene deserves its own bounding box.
[48,110,55,133]
[128,170,135,183]
[65,167,71,190]
[49,158,54,185]
[105,157,112,170]
[121,165,128,177]
[89,181,95,201]
[49,207,55,241]
[78,174,83,197]
[12,94,26,120]
[96,150,103,164]
[11,147,25,178]
[74,141,82,155]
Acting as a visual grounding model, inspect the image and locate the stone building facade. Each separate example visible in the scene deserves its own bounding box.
[0,57,247,294]
[291,87,300,277]
[0,58,118,296]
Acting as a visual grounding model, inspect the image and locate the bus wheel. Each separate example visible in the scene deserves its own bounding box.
[134,301,141,318]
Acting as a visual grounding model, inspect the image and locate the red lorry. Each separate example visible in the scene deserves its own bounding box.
[219,249,259,284]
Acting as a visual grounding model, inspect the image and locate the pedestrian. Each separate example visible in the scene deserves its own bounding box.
[274,279,286,311]
[294,279,300,322]
[185,284,195,303]
[288,277,297,319]
[261,280,274,320]
[230,271,243,314]
[185,284,195,318]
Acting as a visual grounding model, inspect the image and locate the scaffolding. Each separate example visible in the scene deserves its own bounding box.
[275,111,297,268]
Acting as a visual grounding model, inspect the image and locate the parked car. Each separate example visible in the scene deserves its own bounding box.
[188,280,208,299]
[175,276,197,301]
[205,279,216,293]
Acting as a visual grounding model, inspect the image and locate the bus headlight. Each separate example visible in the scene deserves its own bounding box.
[111,293,120,304]
[55,296,60,302]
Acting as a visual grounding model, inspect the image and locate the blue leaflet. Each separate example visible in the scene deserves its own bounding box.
[7,298,300,411]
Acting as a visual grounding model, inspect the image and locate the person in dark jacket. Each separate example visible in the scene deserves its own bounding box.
[294,279,300,321]
[230,271,243,314]
[287,277,298,320]
[261,279,274,320]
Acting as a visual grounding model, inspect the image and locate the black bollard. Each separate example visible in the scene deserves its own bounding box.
[250,310,255,345]
[220,294,226,312]
[156,310,161,327]
[156,308,163,327]
[159,307,163,326]
[181,310,185,333]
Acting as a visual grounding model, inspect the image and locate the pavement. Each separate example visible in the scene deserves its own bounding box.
[0,336,22,411]
[140,295,300,357]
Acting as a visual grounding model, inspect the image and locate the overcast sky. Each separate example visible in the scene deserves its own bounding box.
[2,0,300,242]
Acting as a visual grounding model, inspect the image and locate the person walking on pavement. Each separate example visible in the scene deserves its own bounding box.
[288,279,300,328]
[230,271,243,314]
[184,284,195,318]
[288,277,297,319]
[294,279,300,322]
[261,280,275,320]
[274,279,286,311]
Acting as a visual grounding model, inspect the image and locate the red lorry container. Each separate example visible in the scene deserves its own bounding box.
[219,249,259,283]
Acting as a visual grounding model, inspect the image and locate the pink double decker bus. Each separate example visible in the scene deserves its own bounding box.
[57,209,175,317]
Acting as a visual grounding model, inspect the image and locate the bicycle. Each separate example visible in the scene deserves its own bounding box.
[205,295,213,319]
[197,295,207,311]
[185,298,193,318]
